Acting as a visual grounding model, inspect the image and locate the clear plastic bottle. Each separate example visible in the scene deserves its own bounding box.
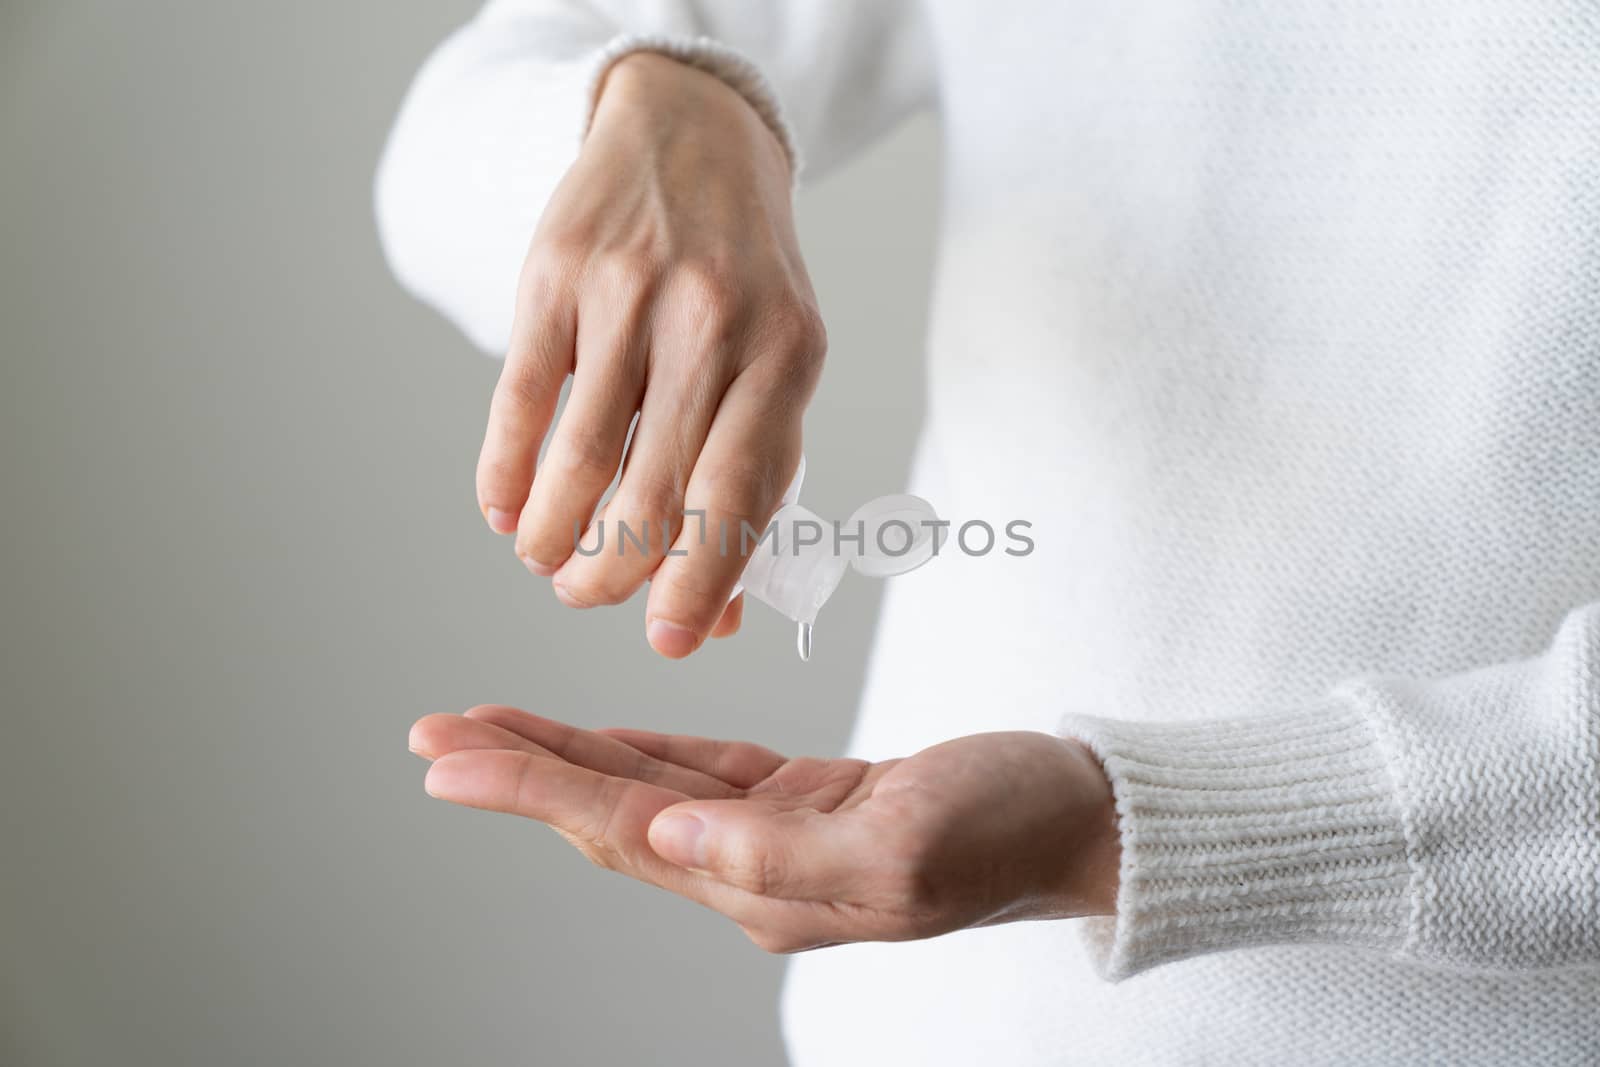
[734,457,943,659]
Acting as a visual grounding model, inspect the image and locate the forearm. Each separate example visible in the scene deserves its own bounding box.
[1062,603,1600,980]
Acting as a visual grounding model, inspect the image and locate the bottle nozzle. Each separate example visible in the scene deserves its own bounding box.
[733,458,942,659]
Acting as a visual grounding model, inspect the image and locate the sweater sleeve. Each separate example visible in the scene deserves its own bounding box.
[1059,602,1600,981]
[373,0,935,354]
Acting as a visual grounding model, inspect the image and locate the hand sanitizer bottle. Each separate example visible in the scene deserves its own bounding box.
[733,457,943,660]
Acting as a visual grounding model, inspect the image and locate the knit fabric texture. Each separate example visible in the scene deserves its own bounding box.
[375,1,1600,1063]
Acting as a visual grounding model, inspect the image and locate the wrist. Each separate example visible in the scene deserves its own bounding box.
[1049,738,1122,919]
[592,51,791,179]
[1078,770,1122,918]
[596,50,703,107]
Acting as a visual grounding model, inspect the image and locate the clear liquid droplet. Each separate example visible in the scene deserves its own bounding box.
[797,621,812,662]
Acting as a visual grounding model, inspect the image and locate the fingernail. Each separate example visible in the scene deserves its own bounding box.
[519,553,557,578]
[551,576,589,608]
[486,507,519,535]
[647,618,699,658]
[423,758,463,800]
[651,814,707,868]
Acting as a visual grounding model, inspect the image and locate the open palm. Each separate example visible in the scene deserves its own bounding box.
[410,706,1119,952]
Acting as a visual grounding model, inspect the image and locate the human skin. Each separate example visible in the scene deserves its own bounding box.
[475,52,820,659]
[449,54,1122,940]
[410,707,1122,951]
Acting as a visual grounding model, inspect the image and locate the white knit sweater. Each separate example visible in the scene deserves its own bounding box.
[376,2,1600,1063]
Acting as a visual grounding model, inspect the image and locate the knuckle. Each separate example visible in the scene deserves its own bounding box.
[667,261,745,346]
[770,345,824,400]
[612,469,686,528]
[759,307,827,396]
[695,460,778,528]
[495,366,550,413]
[555,567,634,608]
[550,427,619,484]
[652,557,735,616]
[477,456,527,495]
[763,297,828,356]
[721,841,781,897]
[517,519,580,571]
[589,249,657,299]
[673,258,742,316]
[521,240,582,298]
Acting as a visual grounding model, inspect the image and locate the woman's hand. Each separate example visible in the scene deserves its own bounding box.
[477,52,824,659]
[409,707,1121,952]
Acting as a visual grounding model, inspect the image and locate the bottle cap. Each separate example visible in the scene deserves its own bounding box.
[731,455,942,658]
[844,494,943,578]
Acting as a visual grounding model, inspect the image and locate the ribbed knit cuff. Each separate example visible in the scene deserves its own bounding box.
[1059,702,1416,980]
[583,34,803,185]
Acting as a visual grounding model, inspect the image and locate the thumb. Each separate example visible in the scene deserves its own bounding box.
[647,800,861,900]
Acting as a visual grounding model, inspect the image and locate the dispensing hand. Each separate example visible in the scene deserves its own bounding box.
[476,53,824,658]
[409,707,1122,950]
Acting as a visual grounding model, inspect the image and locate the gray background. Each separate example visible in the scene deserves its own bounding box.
[0,4,937,1065]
